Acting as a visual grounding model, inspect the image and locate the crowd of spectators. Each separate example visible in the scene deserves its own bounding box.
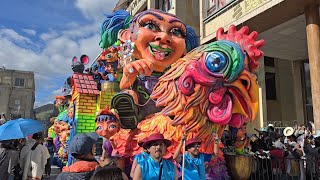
[221,123,320,180]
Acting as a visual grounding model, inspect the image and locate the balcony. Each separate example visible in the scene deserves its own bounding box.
[201,0,273,44]
[127,0,147,15]
[205,0,238,19]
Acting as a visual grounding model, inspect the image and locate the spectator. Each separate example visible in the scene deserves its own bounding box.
[56,132,99,180]
[20,132,50,180]
[91,166,123,180]
[0,140,20,180]
[294,125,307,148]
[270,136,287,177]
[92,59,106,90]
[45,137,56,175]
[101,64,117,83]
[249,134,260,152]
[95,140,128,180]
[304,136,320,156]
[0,114,6,125]
[132,133,177,180]
[267,124,276,142]
[94,60,106,82]
[130,137,149,178]
[173,135,210,180]
[304,136,320,179]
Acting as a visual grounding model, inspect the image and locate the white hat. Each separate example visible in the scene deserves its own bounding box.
[283,127,294,137]
[268,124,274,127]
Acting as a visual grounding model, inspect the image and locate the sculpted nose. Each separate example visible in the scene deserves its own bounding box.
[155,32,172,45]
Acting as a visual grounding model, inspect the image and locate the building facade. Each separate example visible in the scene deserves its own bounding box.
[0,68,35,120]
[119,0,320,131]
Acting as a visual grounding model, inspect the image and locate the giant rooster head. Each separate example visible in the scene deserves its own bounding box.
[151,25,264,137]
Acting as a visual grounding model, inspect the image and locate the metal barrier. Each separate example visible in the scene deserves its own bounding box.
[226,154,320,180]
[249,155,320,180]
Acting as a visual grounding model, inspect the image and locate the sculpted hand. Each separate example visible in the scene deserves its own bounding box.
[120,59,153,89]
[123,59,153,77]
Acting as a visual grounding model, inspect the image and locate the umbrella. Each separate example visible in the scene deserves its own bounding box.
[0,118,44,141]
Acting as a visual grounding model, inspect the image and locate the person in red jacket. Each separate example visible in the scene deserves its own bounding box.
[270,135,287,177]
[56,132,99,180]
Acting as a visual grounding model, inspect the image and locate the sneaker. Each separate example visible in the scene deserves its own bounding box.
[111,93,138,129]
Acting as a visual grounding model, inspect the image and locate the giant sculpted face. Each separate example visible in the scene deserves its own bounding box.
[120,9,186,72]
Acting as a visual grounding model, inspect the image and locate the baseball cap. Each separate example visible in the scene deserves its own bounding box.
[70,132,99,157]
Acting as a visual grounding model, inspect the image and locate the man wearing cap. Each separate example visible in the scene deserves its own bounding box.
[56,132,99,180]
[173,135,212,180]
[20,132,50,180]
[133,133,177,180]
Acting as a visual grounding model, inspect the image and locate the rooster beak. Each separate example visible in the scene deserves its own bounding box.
[226,70,259,121]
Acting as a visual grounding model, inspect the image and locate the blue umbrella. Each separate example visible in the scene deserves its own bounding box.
[0,118,44,140]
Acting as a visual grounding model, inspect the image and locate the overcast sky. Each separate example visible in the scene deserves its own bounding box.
[0,0,118,107]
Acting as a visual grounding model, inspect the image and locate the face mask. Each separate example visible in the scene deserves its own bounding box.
[299,130,304,134]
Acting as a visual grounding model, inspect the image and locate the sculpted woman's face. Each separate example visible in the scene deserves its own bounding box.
[120,10,187,72]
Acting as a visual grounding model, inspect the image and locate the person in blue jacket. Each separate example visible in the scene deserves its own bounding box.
[173,135,213,180]
[133,133,177,180]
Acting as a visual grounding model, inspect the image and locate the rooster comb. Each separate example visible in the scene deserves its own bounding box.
[216,25,265,71]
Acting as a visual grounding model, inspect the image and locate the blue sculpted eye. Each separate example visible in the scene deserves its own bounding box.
[109,125,116,129]
[205,52,227,73]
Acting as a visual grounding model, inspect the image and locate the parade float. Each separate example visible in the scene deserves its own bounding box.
[50,8,264,179]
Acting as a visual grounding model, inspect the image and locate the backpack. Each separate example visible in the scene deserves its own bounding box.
[12,164,22,180]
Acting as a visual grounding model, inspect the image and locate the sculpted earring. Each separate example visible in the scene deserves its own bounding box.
[118,39,135,68]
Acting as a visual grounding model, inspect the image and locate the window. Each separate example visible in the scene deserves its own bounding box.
[206,0,237,17]
[158,0,172,12]
[15,78,25,86]
[265,72,277,100]
[264,56,275,67]
[303,63,313,123]
[14,99,21,105]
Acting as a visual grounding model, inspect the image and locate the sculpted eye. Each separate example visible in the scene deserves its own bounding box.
[96,126,102,130]
[109,124,116,129]
[140,20,159,31]
[205,52,228,74]
[170,28,185,38]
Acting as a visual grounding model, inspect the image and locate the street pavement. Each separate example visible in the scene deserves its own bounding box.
[43,165,61,180]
